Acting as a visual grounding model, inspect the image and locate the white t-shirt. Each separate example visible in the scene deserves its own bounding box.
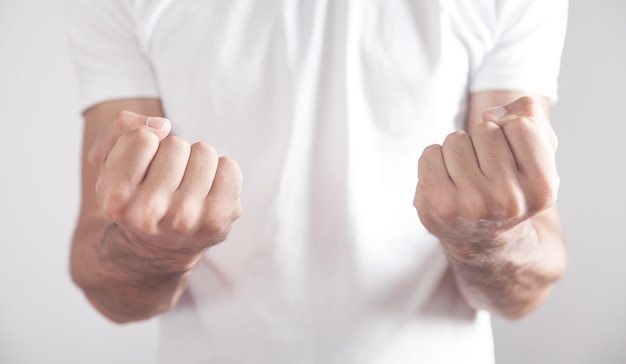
[66,1,568,363]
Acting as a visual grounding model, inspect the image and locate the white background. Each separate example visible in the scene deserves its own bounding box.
[0,1,624,363]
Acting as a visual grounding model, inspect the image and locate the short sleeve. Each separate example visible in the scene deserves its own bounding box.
[65,0,160,112]
[470,0,569,102]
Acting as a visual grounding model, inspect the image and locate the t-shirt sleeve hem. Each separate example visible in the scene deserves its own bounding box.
[470,77,559,104]
[77,85,161,114]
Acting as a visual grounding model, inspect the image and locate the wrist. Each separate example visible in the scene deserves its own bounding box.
[103,223,206,277]
[439,219,537,268]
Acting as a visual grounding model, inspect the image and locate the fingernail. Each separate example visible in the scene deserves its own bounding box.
[485,106,508,121]
[146,117,169,129]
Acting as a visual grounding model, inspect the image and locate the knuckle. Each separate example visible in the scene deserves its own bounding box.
[137,220,159,236]
[490,187,526,220]
[89,111,145,168]
[471,120,500,136]
[111,110,138,129]
[435,201,457,221]
[442,131,471,158]
[168,203,199,234]
[503,116,536,136]
[131,200,166,235]
[458,188,488,220]
[527,174,560,212]
[218,156,240,171]
[417,193,457,234]
[515,96,537,116]
[202,204,240,241]
[443,130,469,146]
[99,188,132,220]
[204,215,231,241]
[112,110,130,124]
[162,135,190,150]
[419,144,442,162]
[217,157,243,185]
[418,145,443,178]
[428,191,457,221]
[191,141,218,158]
[170,216,195,235]
[125,127,160,148]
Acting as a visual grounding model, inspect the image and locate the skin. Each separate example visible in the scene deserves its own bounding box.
[414,91,567,319]
[71,98,242,323]
[71,91,566,323]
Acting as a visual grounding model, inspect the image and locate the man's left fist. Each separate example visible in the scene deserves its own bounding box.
[413,96,559,242]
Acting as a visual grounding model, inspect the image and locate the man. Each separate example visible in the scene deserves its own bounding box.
[67,0,568,362]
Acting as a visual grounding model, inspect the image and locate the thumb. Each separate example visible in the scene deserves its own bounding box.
[88,111,172,169]
[145,116,172,141]
[482,96,558,152]
[482,96,540,124]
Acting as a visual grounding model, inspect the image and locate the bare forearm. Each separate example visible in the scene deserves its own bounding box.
[440,213,567,319]
[415,95,568,319]
[70,215,199,323]
[71,104,241,323]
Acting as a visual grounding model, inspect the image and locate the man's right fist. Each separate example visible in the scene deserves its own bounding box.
[88,111,242,254]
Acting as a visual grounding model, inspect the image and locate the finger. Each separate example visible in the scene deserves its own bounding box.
[483,96,538,122]
[202,157,243,229]
[469,121,518,179]
[97,128,161,220]
[470,122,530,220]
[417,144,453,189]
[162,143,219,233]
[483,96,558,152]
[121,136,191,235]
[176,142,219,199]
[88,111,172,169]
[499,118,559,210]
[415,144,456,223]
[207,157,242,205]
[499,118,556,174]
[140,135,192,196]
[441,131,484,186]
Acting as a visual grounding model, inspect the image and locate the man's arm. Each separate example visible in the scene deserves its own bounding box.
[71,98,242,323]
[414,91,567,319]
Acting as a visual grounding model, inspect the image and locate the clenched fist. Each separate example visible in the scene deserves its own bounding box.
[89,111,242,256]
[414,96,559,244]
